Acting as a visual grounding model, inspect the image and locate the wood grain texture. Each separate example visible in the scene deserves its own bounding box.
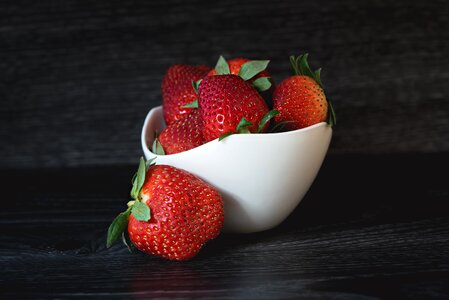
[1,0,449,168]
[1,153,449,298]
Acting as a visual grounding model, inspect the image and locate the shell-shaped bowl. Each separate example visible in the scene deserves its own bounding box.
[141,106,332,233]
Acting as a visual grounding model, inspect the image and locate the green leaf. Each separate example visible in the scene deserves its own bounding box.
[258,109,279,133]
[131,200,151,221]
[121,232,133,253]
[290,54,324,86]
[218,132,233,141]
[215,55,230,75]
[269,120,296,133]
[191,79,202,94]
[181,99,198,109]
[236,118,253,134]
[145,157,156,170]
[327,100,337,127]
[106,208,131,248]
[238,60,270,81]
[251,77,272,92]
[152,137,165,155]
[130,157,147,199]
[152,131,165,155]
[298,53,316,79]
[290,55,301,75]
[314,68,323,87]
[131,172,137,186]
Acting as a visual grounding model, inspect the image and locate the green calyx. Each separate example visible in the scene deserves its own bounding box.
[213,55,272,92]
[218,110,279,141]
[289,53,322,86]
[191,79,202,94]
[182,99,198,109]
[258,109,279,132]
[218,118,252,141]
[238,60,270,81]
[251,77,271,92]
[328,100,337,126]
[152,131,165,155]
[106,157,154,248]
[215,55,230,75]
[289,53,336,126]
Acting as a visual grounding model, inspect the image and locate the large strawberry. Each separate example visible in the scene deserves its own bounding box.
[197,74,273,141]
[162,64,211,125]
[107,158,224,261]
[156,109,205,155]
[273,54,336,130]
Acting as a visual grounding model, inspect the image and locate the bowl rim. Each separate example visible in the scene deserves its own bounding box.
[142,105,331,157]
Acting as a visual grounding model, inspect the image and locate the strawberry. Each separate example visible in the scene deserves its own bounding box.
[205,56,273,94]
[208,57,271,82]
[157,109,205,154]
[197,74,271,141]
[273,54,336,130]
[107,158,224,261]
[162,64,211,125]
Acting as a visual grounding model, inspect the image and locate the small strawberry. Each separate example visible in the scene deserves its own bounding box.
[107,158,224,261]
[197,74,272,141]
[162,64,211,125]
[273,54,336,130]
[157,109,205,155]
[208,57,271,82]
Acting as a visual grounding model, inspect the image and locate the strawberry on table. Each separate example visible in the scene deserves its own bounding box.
[162,64,211,125]
[273,54,336,130]
[107,158,224,261]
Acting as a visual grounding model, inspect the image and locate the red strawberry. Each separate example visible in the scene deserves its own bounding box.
[273,54,336,130]
[162,64,211,125]
[107,158,224,261]
[198,74,270,141]
[157,109,205,154]
[205,56,274,96]
[208,57,270,82]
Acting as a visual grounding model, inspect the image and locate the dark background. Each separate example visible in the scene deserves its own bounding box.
[1,0,448,169]
[1,1,449,299]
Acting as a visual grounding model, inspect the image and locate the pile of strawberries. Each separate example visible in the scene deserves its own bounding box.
[107,54,335,261]
[156,54,336,155]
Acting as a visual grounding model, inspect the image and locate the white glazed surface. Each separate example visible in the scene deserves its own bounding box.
[141,106,332,233]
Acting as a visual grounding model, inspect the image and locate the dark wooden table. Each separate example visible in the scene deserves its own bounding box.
[2,153,448,299]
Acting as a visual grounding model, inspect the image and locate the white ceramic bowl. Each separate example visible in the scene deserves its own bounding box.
[141,106,332,233]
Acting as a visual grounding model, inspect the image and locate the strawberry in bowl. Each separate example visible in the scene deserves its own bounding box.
[142,54,334,234]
